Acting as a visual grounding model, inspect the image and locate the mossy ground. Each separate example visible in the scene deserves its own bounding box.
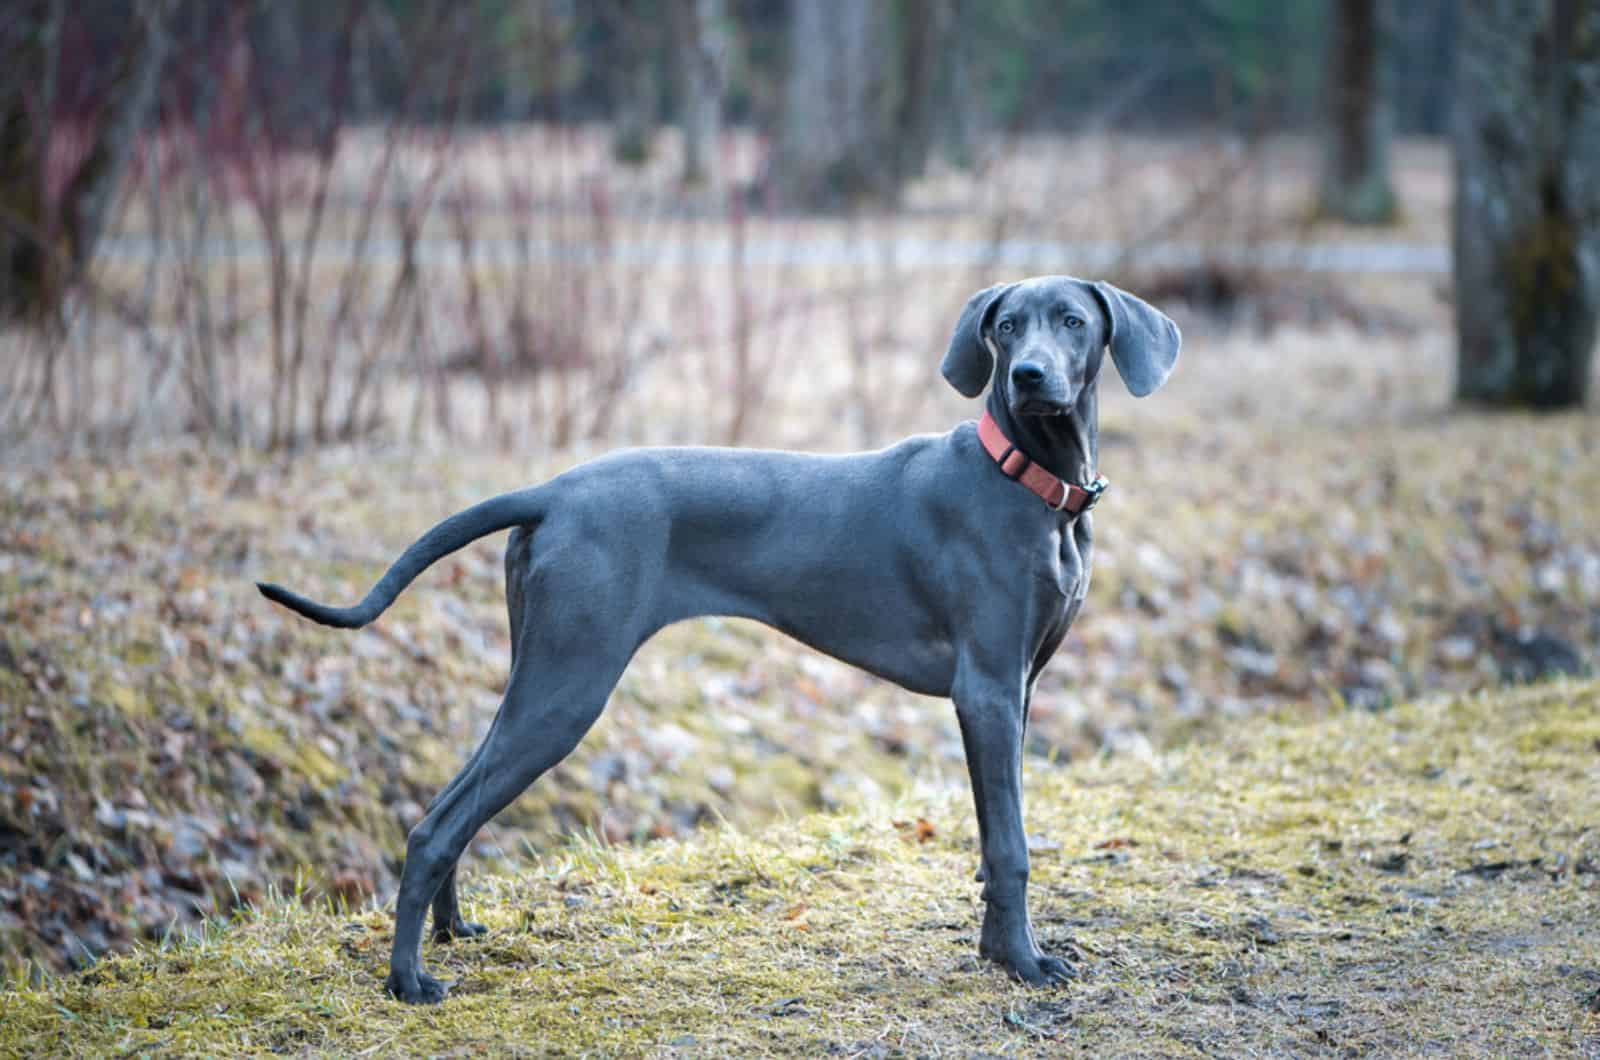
[4,679,1597,1057]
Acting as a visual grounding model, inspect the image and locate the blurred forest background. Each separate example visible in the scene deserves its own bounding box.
[0,0,1592,448]
[1,0,1598,996]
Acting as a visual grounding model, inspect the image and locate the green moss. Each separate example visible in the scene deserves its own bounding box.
[239,724,345,787]
[96,678,153,720]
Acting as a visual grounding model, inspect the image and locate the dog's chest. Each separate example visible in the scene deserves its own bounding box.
[1019,517,1093,682]
[1045,516,1092,606]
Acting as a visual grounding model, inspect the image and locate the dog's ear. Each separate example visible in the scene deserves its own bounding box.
[941,283,1014,397]
[1090,281,1181,397]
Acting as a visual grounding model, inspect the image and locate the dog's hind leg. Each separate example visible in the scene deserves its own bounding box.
[386,673,619,1003]
[428,528,536,944]
[385,575,634,1004]
[427,758,488,942]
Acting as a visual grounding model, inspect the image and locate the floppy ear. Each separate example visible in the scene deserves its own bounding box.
[1090,282,1181,397]
[941,283,1014,397]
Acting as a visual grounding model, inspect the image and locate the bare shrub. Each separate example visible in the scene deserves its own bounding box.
[0,5,1353,461]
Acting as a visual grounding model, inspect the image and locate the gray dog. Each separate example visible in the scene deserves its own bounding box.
[259,275,1179,1003]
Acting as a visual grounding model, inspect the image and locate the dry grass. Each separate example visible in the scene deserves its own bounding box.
[3,678,1598,1057]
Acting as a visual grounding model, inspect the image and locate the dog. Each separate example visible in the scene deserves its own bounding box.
[259,275,1179,1003]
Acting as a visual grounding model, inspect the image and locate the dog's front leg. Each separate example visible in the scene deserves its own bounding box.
[954,677,1074,986]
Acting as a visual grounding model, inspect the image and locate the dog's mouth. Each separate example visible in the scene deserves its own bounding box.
[1014,398,1070,417]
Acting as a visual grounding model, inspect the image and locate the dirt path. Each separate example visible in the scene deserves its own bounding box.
[100,233,1450,273]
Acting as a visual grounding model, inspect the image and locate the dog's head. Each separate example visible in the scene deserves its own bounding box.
[941,276,1180,414]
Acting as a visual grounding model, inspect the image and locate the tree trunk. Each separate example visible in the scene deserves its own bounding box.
[671,0,725,190]
[0,1,64,323]
[1454,0,1599,408]
[938,0,979,169]
[1318,0,1398,224]
[891,0,950,186]
[0,0,171,324]
[63,0,173,278]
[602,0,658,166]
[774,0,891,209]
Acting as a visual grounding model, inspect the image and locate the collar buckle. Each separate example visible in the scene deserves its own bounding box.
[1078,474,1110,512]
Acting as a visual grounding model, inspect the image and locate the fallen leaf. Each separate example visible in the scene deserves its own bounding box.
[1095,837,1139,850]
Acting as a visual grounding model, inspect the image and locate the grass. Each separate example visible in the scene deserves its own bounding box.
[3,678,1598,1057]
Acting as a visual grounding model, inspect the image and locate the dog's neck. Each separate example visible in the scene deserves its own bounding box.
[984,385,1099,486]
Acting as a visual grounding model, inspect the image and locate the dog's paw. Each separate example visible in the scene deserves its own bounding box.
[385,968,452,1005]
[433,919,488,944]
[999,950,1077,987]
[1030,954,1078,986]
[983,943,1078,987]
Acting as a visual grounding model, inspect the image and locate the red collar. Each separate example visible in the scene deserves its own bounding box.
[976,410,1108,515]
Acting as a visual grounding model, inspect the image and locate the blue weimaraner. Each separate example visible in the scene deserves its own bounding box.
[259,275,1180,1003]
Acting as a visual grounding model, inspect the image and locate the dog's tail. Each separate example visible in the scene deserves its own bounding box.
[257,488,545,629]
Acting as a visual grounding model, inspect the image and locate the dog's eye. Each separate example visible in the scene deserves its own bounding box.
[1064,315,1084,329]
[997,319,1015,335]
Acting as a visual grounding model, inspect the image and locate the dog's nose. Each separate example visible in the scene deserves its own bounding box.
[1010,361,1046,389]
